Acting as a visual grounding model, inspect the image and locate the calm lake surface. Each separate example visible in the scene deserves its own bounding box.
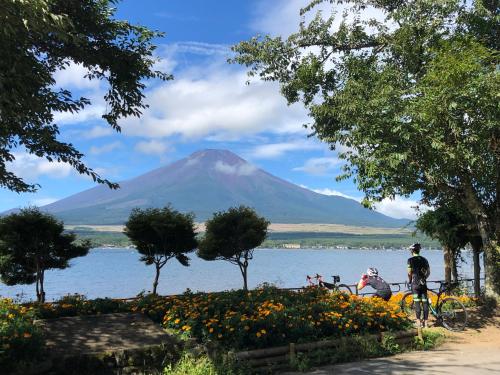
[0,248,481,302]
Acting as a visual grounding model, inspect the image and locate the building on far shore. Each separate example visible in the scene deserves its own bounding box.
[282,243,301,249]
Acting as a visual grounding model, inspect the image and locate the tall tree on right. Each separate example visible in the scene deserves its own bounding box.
[198,206,269,291]
[232,0,500,299]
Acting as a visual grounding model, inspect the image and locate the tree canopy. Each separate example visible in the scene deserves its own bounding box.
[232,0,499,297]
[0,207,90,302]
[124,207,198,295]
[198,206,269,290]
[1,0,171,192]
[416,204,480,282]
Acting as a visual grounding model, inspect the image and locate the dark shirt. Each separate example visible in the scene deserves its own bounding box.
[358,275,391,293]
[407,255,430,285]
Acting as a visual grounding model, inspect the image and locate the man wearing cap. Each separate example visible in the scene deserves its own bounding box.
[407,243,431,327]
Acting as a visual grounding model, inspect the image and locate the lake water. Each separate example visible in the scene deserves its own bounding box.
[0,248,481,302]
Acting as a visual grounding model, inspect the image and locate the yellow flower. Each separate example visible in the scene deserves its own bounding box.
[260,329,266,334]
[256,332,261,337]
[209,328,214,333]
[244,325,250,331]
[181,325,191,331]
[174,318,180,324]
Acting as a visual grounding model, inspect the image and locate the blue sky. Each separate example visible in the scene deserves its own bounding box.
[1,0,420,219]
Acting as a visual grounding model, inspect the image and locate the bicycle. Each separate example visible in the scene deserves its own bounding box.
[306,274,353,295]
[400,281,468,331]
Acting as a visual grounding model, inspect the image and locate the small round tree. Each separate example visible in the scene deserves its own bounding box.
[0,207,90,302]
[124,207,198,295]
[198,206,269,291]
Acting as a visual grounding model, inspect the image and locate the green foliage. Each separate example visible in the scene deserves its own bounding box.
[198,206,269,290]
[124,206,198,294]
[164,354,218,375]
[0,0,171,192]
[164,352,248,375]
[414,328,446,351]
[380,334,402,354]
[416,205,476,251]
[232,0,499,297]
[0,208,90,302]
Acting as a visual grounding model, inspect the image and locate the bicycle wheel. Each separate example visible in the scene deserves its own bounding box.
[338,284,353,295]
[438,297,467,331]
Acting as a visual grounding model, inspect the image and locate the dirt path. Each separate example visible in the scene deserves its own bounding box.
[282,310,500,375]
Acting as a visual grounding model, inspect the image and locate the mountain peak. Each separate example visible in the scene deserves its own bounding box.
[186,149,248,166]
[36,149,409,227]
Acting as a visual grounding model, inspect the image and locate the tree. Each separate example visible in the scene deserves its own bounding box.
[232,0,499,298]
[124,207,198,295]
[0,208,90,302]
[1,0,171,192]
[198,206,269,291]
[416,206,472,282]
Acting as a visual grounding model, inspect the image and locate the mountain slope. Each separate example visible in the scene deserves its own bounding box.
[39,149,410,227]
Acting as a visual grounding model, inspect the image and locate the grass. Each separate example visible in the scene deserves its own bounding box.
[163,329,448,374]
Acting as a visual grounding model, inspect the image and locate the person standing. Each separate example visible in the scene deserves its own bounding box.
[407,243,431,327]
[357,267,392,301]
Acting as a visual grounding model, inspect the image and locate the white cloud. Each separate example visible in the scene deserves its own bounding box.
[373,197,424,220]
[250,141,321,159]
[293,157,341,175]
[53,61,101,90]
[304,185,423,219]
[7,153,73,180]
[89,141,122,155]
[31,197,59,206]
[309,187,362,202]
[53,102,106,125]
[214,161,256,176]
[134,140,169,155]
[82,126,114,139]
[119,66,308,140]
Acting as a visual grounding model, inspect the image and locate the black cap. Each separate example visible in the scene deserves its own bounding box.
[409,243,421,253]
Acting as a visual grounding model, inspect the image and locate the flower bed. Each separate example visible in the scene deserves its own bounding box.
[0,298,43,371]
[33,294,128,319]
[130,287,412,350]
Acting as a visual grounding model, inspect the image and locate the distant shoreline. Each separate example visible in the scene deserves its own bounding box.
[66,223,411,235]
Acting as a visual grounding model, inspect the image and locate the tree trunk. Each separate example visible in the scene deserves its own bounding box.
[451,253,459,282]
[462,184,499,301]
[238,259,249,291]
[35,261,42,303]
[443,246,453,283]
[152,262,161,295]
[471,241,482,298]
[477,219,500,300]
[40,269,45,303]
[35,273,40,303]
